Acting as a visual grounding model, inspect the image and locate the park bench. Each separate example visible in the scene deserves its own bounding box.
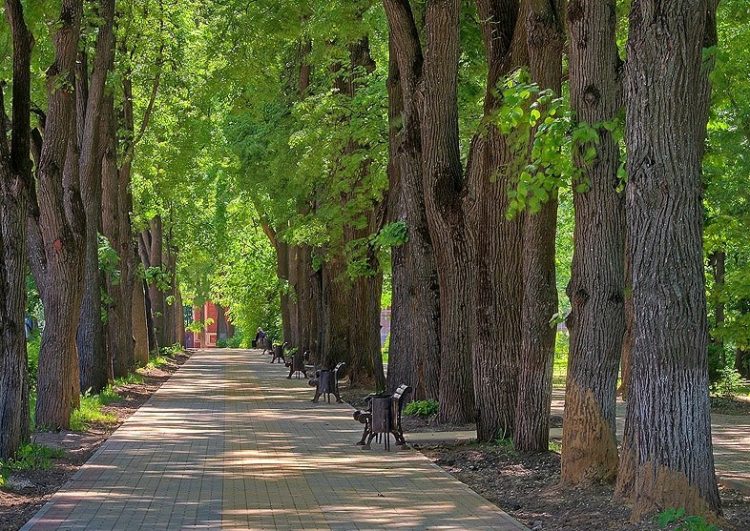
[286,349,310,379]
[353,384,412,451]
[271,342,287,364]
[309,362,346,403]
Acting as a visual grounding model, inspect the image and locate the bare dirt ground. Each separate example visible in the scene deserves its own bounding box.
[420,442,750,531]
[0,352,191,531]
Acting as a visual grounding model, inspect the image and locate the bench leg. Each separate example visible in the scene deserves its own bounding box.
[364,432,378,450]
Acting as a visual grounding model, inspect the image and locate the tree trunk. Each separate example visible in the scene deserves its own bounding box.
[350,271,386,390]
[146,217,166,348]
[384,32,441,400]
[619,234,633,398]
[77,0,115,392]
[287,244,300,349]
[384,47,415,395]
[466,1,529,440]
[0,0,33,457]
[132,281,150,365]
[101,94,123,380]
[561,0,625,482]
[420,0,475,425]
[513,0,563,453]
[32,0,86,430]
[320,258,351,369]
[615,0,721,518]
[174,287,185,348]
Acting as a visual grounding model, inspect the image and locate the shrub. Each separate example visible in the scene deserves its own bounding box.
[216,338,228,348]
[404,399,439,417]
[227,334,244,348]
[711,365,744,400]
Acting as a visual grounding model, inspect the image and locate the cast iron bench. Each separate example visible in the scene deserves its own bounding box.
[271,342,287,364]
[309,362,346,403]
[286,349,310,379]
[354,384,412,451]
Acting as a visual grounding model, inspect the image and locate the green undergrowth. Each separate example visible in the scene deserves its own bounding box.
[0,444,64,488]
[69,391,119,431]
[404,399,439,417]
[657,508,718,531]
[141,355,171,372]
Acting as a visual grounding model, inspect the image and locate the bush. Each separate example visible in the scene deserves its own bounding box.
[216,338,228,348]
[711,365,744,400]
[404,399,439,417]
[160,343,183,357]
[227,334,244,348]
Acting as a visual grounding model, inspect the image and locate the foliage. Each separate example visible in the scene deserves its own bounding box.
[404,400,439,417]
[0,444,64,487]
[710,365,744,400]
[657,508,718,531]
[159,344,183,357]
[227,334,245,349]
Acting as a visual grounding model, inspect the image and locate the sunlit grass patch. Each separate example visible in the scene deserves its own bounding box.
[70,393,118,432]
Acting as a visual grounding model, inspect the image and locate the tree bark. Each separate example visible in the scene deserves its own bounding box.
[514,0,563,453]
[146,216,166,348]
[561,0,625,482]
[132,281,150,366]
[466,0,527,439]
[0,0,33,458]
[31,0,85,430]
[101,93,128,378]
[619,234,633,398]
[420,0,475,425]
[77,0,115,394]
[384,30,441,400]
[615,0,721,518]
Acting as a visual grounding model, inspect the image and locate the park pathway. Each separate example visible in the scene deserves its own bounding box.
[23,349,524,531]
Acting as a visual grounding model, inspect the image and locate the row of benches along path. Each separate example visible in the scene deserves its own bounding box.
[23,349,525,530]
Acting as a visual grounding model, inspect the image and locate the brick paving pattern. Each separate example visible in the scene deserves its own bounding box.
[23,349,524,530]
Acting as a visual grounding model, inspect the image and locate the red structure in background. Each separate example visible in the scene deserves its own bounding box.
[190,301,234,348]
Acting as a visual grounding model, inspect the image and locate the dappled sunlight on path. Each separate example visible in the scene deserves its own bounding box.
[23,350,523,530]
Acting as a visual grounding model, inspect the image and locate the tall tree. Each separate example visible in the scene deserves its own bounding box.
[561,0,625,482]
[28,0,85,430]
[0,0,33,458]
[514,0,564,453]
[383,22,441,402]
[77,0,116,393]
[615,0,721,518]
[385,0,476,425]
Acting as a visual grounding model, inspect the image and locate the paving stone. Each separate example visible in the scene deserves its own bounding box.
[23,349,525,530]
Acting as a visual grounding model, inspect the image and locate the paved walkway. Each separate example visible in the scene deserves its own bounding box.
[23,350,524,530]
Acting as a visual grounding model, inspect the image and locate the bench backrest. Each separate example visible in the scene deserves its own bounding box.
[392,384,412,410]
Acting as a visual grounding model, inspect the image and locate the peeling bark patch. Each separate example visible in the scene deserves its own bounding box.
[561,382,618,485]
[628,462,722,524]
